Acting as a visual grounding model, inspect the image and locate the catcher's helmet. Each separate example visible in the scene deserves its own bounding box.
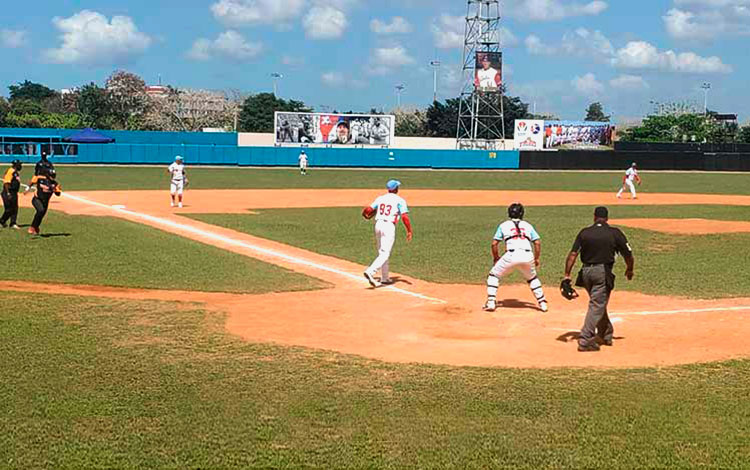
[508,202,524,219]
[11,159,22,170]
[45,167,56,179]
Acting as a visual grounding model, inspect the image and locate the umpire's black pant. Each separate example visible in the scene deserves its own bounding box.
[1,191,18,226]
[31,196,50,230]
[579,264,614,348]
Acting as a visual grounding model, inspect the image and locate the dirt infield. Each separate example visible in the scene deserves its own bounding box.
[15,189,750,368]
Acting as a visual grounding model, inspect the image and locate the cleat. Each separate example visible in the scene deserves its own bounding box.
[364,271,380,288]
[27,227,37,235]
[578,343,601,352]
[380,278,394,285]
[539,301,548,313]
[603,339,613,346]
[178,202,183,208]
[11,224,20,230]
[483,299,496,312]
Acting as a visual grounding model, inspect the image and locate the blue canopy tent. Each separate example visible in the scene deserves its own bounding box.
[63,128,116,144]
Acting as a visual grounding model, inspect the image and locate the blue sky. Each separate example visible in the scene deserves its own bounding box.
[1,0,748,123]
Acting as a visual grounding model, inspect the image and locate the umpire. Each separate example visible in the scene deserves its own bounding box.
[563,206,634,352]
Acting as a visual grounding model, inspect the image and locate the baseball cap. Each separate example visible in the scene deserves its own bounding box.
[594,206,609,219]
[631,162,637,167]
[175,155,183,161]
[386,179,401,190]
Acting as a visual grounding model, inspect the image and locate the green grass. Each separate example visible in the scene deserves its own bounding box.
[1,290,748,468]
[187,205,750,299]
[52,165,750,194]
[0,208,326,294]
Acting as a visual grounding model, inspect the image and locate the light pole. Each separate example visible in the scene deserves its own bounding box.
[700,82,711,115]
[429,60,441,103]
[271,72,283,96]
[395,84,405,108]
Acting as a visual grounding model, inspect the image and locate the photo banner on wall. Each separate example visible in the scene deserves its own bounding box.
[274,112,396,146]
[474,51,502,92]
[543,121,614,149]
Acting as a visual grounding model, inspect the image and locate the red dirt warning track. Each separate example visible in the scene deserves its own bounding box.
[11,189,750,368]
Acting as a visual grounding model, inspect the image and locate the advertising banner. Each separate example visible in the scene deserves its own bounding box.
[474,51,502,92]
[543,121,614,149]
[275,112,395,146]
[513,119,544,150]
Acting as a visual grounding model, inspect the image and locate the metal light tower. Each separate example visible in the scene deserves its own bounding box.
[456,0,506,150]
[430,60,441,103]
[701,82,711,115]
[271,72,283,96]
[395,84,406,108]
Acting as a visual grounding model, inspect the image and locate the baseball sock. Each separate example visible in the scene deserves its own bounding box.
[486,274,499,301]
[528,276,546,304]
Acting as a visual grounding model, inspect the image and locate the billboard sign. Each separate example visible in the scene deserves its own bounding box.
[474,51,502,92]
[513,119,544,150]
[275,112,395,147]
[544,121,614,149]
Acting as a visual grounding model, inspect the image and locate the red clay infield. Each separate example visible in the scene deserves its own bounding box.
[13,189,750,368]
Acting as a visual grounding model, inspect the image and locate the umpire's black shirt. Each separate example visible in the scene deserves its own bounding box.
[571,222,632,265]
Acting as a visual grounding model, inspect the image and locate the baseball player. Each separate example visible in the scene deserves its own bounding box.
[361,179,413,287]
[167,155,188,208]
[475,54,501,90]
[616,162,641,199]
[27,167,62,235]
[1,159,23,229]
[298,150,308,175]
[484,203,548,313]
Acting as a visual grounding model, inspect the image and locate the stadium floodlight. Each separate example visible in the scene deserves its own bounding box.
[430,60,441,103]
[700,82,711,115]
[271,72,283,96]
[395,84,406,108]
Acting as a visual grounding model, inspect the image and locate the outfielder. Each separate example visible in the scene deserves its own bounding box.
[361,179,413,287]
[298,150,308,175]
[167,155,188,208]
[484,203,548,312]
[616,162,641,199]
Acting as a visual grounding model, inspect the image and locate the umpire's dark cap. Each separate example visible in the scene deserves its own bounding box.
[594,206,608,219]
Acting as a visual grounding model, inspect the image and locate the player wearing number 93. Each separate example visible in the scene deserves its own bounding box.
[361,179,413,288]
[484,203,548,313]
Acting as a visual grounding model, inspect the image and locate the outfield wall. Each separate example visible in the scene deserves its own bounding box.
[519,150,750,171]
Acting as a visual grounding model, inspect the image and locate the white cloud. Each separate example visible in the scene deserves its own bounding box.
[664,1,750,40]
[44,10,151,65]
[431,14,517,49]
[612,40,732,73]
[609,74,649,91]
[303,5,348,39]
[1,29,28,48]
[368,45,415,75]
[370,17,412,34]
[507,0,608,22]
[211,0,306,27]
[321,71,344,86]
[571,73,604,95]
[525,28,613,61]
[187,30,262,62]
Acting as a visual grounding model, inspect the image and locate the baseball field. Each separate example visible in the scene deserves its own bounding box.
[2,167,749,468]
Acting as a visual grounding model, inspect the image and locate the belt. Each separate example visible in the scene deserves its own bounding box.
[582,262,613,267]
[508,249,532,253]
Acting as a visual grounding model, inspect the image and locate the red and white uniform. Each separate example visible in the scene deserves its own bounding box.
[365,193,409,282]
[617,167,639,199]
[475,68,500,89]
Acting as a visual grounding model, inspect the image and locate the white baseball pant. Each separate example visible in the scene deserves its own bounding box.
[365,220,396,281]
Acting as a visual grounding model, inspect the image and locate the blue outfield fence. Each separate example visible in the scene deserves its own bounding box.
[2,144,520,169]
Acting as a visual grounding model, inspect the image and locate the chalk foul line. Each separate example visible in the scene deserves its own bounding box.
[63,193,446,304]
[611,305,750,316]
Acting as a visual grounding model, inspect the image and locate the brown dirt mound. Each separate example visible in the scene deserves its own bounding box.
[614,218,750,235]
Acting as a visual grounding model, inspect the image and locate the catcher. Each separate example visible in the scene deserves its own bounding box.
[562,206,634,352]
[27,167,62,235]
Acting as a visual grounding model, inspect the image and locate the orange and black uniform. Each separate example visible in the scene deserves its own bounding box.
[29,174,62,232]
[1,167,21,227]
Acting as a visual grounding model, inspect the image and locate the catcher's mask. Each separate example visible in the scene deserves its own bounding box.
[508,202,524,219]
[46,168,56,179]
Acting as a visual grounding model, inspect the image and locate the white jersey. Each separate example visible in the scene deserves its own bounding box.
[298,154,308,165]
[493,219,540,252]
[370,193,409,224]
[625,167,638,181]
[168,162,185,181]
[476,68,499,88]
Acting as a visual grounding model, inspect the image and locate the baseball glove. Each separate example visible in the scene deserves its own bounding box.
[362,206,376,220]
[560,279,579,300]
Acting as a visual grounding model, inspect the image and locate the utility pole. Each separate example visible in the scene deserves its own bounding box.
[700,82,711,115]
[395,84,405,108]
[271,72,283,96]
[429,60,441,103]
